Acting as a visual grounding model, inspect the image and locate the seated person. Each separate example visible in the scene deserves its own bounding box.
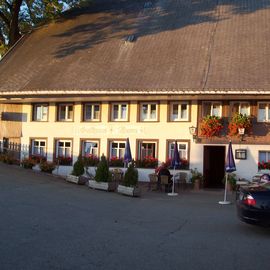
[260,173,270,183]
[157,163,173,191]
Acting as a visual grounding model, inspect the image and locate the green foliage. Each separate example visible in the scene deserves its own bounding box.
[190,168,203,183]
[39,160,56,173]
[94,154,111,182]
[222,173,237,190]
[228,112,252,136]
[71,156,84,176]
[21,157,36,169]
[0,0,84,46]
[123,162,138,187]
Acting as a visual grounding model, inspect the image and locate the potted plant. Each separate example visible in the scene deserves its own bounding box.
[39,161,56,174]
[88,155,116,191]
[190,168,203,190]
[117,162,141,197]
[21,157,36,169]
[200,115,224,138]
[228,112,252,137]
[222,173,237,191]
[66,156,87,185]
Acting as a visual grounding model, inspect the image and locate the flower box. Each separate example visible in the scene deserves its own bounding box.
[88,180,116,191]
[66,175,88,185]
[117,184,141,197]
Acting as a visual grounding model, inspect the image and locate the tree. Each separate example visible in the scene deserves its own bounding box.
[0,0,83,47]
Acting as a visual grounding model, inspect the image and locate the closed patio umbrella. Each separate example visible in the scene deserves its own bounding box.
[168,140,180,196]
[219,141,236,204]
[124,138,132,167]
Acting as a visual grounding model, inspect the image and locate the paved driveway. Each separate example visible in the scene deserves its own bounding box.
[0,163,270,270]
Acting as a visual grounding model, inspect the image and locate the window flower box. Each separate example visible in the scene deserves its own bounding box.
[200,115,223,138]
[228,113,252,137]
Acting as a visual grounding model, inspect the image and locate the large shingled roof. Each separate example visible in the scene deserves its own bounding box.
[0,0,270,96]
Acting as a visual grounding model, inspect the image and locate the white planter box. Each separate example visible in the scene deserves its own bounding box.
[117,184,141,197]
[88,180,116,191]
[66,175,88,185]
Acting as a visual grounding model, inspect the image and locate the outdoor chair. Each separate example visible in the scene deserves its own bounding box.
[148,173,158,191]
[160,175,171,192]
[112,169,124,183]
[176,172,188,191]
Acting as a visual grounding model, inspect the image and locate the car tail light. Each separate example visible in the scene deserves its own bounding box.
[243,194,256,206]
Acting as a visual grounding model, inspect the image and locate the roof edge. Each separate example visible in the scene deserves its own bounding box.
[1,89,270,97]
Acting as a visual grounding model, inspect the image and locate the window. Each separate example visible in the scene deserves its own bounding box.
[168,142,188,160]
[202,102,222,117]
[111,103,128,121]
[58,104,73,121]
[31,139,46,156]
[231,102,250,116]
[137,141,157,160]
[109,141,126,159]
[84,103,100,121]
[140,103,158,121]
[170,102,189,121]
[55,139,72,161]
[81,140,99,157]
[33,104,48,121]
[259,151,270,163]
[258,103,270,122]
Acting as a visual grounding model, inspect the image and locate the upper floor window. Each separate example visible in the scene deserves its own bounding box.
[140,103,158,121]
[111,103,128,121]
[31,139,46,157]
[170,102,189,121]
[84,103,100,121]
[58,104,73,121]
[258,103,270,122]
[231,102,250,116]
[33,104,48,121]
[202,102,222,117]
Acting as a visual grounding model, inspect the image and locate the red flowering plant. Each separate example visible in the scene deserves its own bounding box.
[258,161,270,170]
[83,154,99,167]
[136,156,158,168]
[21,157,37,169]
[200,115,224,137]
[228,112,252,137]
[164,158,189,170]
[55,156,72,166]
[29,155,47,164]
[109,156,124,167]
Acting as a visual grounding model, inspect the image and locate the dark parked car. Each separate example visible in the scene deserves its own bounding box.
[236,182,270,226]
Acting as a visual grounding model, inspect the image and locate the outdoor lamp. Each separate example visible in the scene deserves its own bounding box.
[238,127,245,141]
[189,126,198,142]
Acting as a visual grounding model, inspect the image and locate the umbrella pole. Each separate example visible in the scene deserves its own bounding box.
[168,165,178,196]
[219,173,231,204]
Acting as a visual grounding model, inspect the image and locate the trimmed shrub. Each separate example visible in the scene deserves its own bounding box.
[39,161,56,173]
[71,156,85,176]
[123,162,138,187]
[94,155,111,182]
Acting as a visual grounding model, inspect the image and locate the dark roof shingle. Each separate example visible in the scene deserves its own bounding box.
[0,0,270,95]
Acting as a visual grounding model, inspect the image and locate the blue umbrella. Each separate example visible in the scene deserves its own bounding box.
[171,141,181,168]
[225,141,236,173]
[168,141,180,196]
[219,141,236,204]
[124,138,132,165]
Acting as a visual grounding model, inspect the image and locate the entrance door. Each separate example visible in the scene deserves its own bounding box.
[203,146,225,188]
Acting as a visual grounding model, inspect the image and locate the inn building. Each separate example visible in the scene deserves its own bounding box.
[1,0,270,185]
